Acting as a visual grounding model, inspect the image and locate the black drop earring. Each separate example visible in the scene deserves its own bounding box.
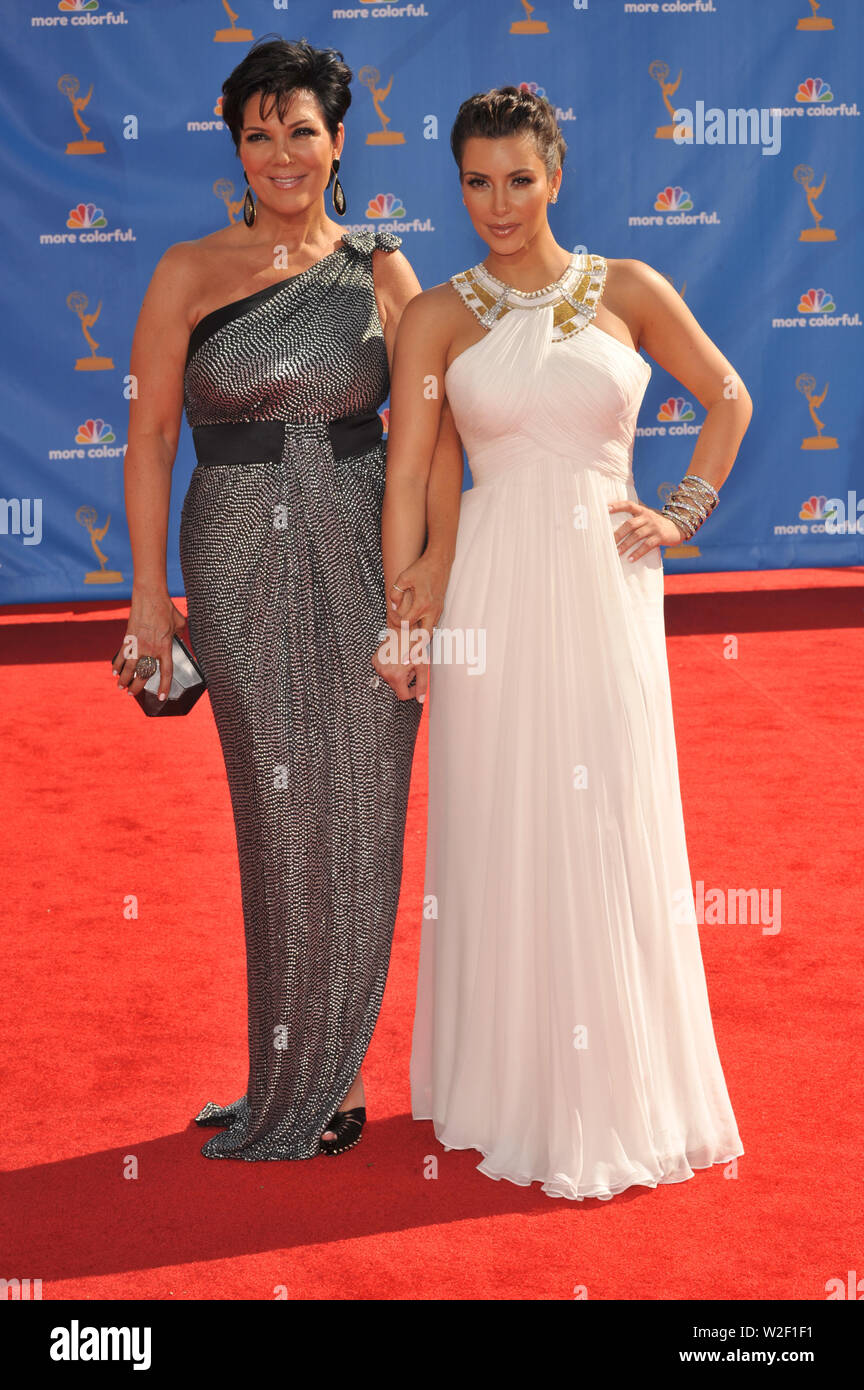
[242,170,256,228]
[331,157,346,217]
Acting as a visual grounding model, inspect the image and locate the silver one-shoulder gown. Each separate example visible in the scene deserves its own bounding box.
[179,228,422,1159]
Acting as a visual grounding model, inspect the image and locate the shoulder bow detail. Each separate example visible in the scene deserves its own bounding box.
[342,228,403,256]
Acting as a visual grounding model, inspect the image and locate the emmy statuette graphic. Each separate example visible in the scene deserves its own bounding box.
[360,67,405,145]
[76,506,123,584]
[213,178,245,224]
[213,0,253,43]
[650,62,692,141]
[796,0,834,31]
[795,165,837,242]
[68,293,114,372]
[59,75,105,155]
[796,374,838,451]
[510,1,549,34]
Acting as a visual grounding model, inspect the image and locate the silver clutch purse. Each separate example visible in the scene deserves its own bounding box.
[114,634,207,717]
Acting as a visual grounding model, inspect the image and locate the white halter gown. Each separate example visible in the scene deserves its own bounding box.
[409,252,744,1202]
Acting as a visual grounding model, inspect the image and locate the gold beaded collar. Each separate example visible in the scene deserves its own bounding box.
[450,252,607,341]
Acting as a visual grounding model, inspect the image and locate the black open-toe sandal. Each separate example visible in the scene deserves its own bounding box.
[319,1106,366,1156]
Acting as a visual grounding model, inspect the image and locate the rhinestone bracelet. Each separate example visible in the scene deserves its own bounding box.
[676,484,716,511]
[663,494,707,534]
[668,481,717,520]
[661,474,720,540]
[667,490,708,517]
[681,474,719,503]
[676,476,719,512]
[662,504,699,541]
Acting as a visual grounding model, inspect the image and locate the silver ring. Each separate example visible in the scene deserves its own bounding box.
[133,655,158,680]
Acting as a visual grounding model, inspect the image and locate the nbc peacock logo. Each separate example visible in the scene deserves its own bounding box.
[49,415,125,461]
[796,77,834,103]
[776,77,858,118]
[654,186,693,213]
[773,287,859,329]
[366,193,406,219]
[67,202,107,230]
[41,200,133,246]
[59,0,99,10]
[773,79,859,120]
[637,397,700,440]
[798,287,835,314]
[657,397,696,423]
[775,492,862,537]
[76,418,116,445]
[378,407,390,438]
[631,185,718,229]
[799,495,836,522]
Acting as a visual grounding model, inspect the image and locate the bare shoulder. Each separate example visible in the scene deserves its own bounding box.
[159,223,251,280]
[134,240,197,333]
[370,244,421,300]
[602,258,689,348]
[159,224,235,270]
[146,234,213,304]
[145,226,244,329]
[602,255,691,319]
[604,256,681,312]
[398,280,464,332]
[150,237,198,281]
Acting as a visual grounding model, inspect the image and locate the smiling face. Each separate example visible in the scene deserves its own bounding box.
[459,133,561,254]
[238,87,344,216]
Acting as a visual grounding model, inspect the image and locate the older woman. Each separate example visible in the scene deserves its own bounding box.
[113,38,457,1160]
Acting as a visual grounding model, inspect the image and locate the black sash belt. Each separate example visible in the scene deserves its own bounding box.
[192,410,383,467]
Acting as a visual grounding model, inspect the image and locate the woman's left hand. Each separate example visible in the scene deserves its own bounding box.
[372,624,430,703]
[608,499,686,561]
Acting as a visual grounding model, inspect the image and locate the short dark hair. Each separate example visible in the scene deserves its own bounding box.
[222,35,352,179]
[450,85,566,179]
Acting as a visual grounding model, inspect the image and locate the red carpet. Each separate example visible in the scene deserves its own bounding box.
[1,567,862,1300]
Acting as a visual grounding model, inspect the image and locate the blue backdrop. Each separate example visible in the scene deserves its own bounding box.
[2,0,862,602]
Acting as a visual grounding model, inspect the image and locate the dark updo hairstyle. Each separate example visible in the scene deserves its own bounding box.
[221,35,353,186]
[450,85,567,181]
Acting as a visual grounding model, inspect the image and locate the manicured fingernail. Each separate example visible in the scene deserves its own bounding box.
[158,693,166,701]
[418,694,426,704]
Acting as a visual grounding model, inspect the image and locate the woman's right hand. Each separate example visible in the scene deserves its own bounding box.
[388,550,449,634]
[112,587,188,702]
